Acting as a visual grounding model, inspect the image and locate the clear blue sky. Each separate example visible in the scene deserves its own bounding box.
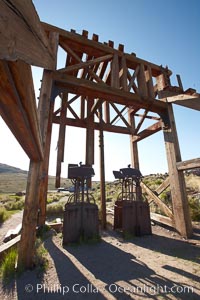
[0,0,200,181]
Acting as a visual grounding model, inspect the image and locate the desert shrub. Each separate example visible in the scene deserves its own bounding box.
[46,203,64,216]
[188,196,200,221]
[4,198,24,211]
[0,247,17,283]
[0,206,10,223]
[154,179,163,186]
[34,238,49,273]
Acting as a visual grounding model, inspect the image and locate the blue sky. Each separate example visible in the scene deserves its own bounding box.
[1,0,200,181]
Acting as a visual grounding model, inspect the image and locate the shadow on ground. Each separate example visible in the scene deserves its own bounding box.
[1,228,200,300]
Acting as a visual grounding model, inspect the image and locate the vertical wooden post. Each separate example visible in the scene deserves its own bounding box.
[18,161,41,268]
[99,105,106,228]
[163,104,192,238]
[128,109,139,169]
[111,53,119,88]
[85,97,95,187]
[55,93,67,188]
[18,32,58,269]
[137,64,148,98]
[128,109,142,200]
[38,99,54,225]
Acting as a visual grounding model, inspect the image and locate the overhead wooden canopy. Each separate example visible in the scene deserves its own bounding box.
[0,0,54,69]
[0,0,55,161]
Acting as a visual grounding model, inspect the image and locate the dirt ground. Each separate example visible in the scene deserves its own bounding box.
[0,214,200,300]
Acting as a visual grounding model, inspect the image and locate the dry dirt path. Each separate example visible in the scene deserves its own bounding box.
[0,211,23,245]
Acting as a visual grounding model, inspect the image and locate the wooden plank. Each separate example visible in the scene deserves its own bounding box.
[58,54,113,74]
[53,116,132,135]
[134,110,148,134]
[128,109,140,169]
[141,181,173,218]
[155,177,170,195]
[132,121,162,142]
[0,60,43,161]
[163,104,192,238]
[0,0,54,69]
[176,158,200,171]
[53,72,168,114]
[150,213,174,228]
[164,94,200,111]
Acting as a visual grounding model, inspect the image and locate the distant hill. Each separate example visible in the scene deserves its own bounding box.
[0,163,69,193]
[0,163,27,174]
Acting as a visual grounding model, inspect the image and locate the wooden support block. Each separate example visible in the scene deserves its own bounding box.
[137,64,148,98]
[111,53,120,88]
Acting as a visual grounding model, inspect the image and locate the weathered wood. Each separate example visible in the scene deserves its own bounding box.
[53,72,168,114]
[177,158,200,171]
[132,121,162,142]
[85,98,95,167]
[137,64,148,98]
[128,109,140,169]
[38,100,54,225]
[163,104,192,238]
[150,213,174,228]
[128,66,140,93]
[43,22,167,76]
[155,177,170,195]
[55,94,68,188]
[18,32,58,268]
[164,94,200,111]
[58,54,112,74]
[134,110,148,135]
[110,105,126,126]
[110,103,131,129]
[53,115,132,134]
[104,101,110,123]
[0,0,54,69]
[145,66,155,98]
[99,106,106,229]
[119,55,128,91]
[18,161,42,269]
[111,53,120,88]
[37,32,59,224]
[0,60,43,161]
[141,181,173,219]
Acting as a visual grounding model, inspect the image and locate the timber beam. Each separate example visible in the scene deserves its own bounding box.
[0,0,54,69]
[176,158,200,171]
[0,60,43,161]
[132,121,162,142]
[53,73,168,114]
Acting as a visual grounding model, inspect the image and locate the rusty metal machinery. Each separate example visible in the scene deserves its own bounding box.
[63,163,99,244]
[113,166,152,236]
